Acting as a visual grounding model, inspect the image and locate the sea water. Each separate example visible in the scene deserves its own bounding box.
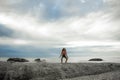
[0,56,120,63]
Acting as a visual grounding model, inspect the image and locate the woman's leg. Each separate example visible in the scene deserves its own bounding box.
[61,56,63,63]
[65,56,68,63]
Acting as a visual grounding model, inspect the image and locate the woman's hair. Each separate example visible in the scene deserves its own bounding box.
[62,48,66,51]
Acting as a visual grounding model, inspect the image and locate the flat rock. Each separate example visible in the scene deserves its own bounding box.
[7,58,29,62]
[89,58,103,61]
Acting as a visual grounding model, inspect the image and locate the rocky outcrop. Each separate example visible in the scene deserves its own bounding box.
[34,58,41,62]
[0,61,120,80]
[7,58,29,62]
[34,58,46,62]
[89,58,103,61]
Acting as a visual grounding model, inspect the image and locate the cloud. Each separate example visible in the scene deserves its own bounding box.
[0,44,60,57]
[81,0,86,3]
[102,0,120,41]
[0,0,104,21]
[0,24,14,37]
[0,10,118,47]
[0,0,120,57]
[0,0,24,12]
[102,0,120,22]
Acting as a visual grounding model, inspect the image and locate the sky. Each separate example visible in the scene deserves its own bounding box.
[0,0,120,58]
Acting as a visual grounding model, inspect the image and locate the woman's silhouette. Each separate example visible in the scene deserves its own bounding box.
[60,48,68,63]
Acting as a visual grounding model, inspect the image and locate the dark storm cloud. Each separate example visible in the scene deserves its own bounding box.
[0,44,114,58]
[0,24,14,37]
[0,45,60,57]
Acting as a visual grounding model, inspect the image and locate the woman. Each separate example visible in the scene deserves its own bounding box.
[60,48,68,63]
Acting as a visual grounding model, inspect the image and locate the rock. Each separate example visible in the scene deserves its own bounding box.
[42,59,46,62]
[34,58,41,62]
[7,58,29,62]
[89,58,103,61]
[34,58,46,62]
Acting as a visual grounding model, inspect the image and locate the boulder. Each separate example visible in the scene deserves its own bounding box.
[7,58,29,62]
[89,58,103,61]
[34,58,46,62]
[34,58,41,62]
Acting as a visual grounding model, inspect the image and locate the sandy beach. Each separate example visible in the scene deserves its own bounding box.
[0,61,120,80]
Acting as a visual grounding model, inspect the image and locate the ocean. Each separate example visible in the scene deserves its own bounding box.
[0,56,120,63]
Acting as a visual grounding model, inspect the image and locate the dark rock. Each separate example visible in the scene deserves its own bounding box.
[7,58,29,62]
[34,58,41,62]
[89,58,103,61]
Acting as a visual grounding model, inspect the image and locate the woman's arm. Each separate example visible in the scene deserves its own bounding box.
[59,51,62,58]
